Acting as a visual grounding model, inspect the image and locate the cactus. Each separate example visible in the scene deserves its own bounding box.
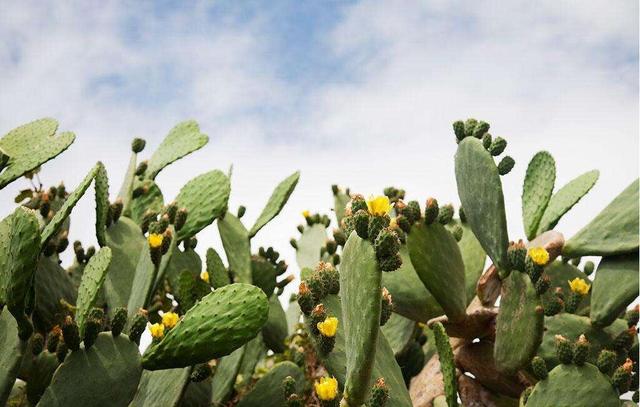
[0,117,636,406]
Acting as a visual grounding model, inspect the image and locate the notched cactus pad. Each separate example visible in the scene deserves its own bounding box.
[0,118,75,189]
[249,171,300,238]
[146,120,209,179]
[522,151,556,240]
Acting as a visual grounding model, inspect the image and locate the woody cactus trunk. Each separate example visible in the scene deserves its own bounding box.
[0,117,637,407]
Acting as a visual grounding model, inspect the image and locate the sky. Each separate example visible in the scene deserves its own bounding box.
[0,0,638,302]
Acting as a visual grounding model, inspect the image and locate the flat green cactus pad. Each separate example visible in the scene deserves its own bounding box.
[494,272,543,373]
[456,221,486,304]
[175,170,230,240]
[381,313,417,356]
[408,223,467,323]
[522,151,556,240]
[164,246,202,290]
[0,312,26,406]
[33,257,77,332]
[0,118,75,189]
[537,313,627,369]
[262,294,288,353]
[94,162,109,247]
[141,283,268,370]
[251,256,277,296]
[563,178,639,257]
[117,152,137,217]
[130,179,164,224]
[129,367,192,407]
[334,187,351,224]
[237,333,267,382]
[75,247,112,336]
[206,247,229,288]
[308,294,412,407]
[146,120,209,180]
[543,261,591,313]
[590,253,639,327]
[217,213,252,283]
[26,351,58,405]
[41,163,98,246]
[455,137,509,270]
[431,322,458,407]
[382,246,443,323]
[210,347,244,405]
[536,169,599,236]
[38,333,142,407]
[103,217,145,314]
[526,363,619,407]
[341,233,382,406]
[295,223,327,270]
[248,171,300,238]
[236,362,305,407]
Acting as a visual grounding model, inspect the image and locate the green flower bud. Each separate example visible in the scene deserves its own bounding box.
[424,198,439,225]
[46,326,61,353]
[482,133,492,149]
[625,305,639,328]
[353,210,370,239]
[31,333,44,356]
[135,160,148,176]
[378,253,402,272]
[498,156,515,175]
[507,240,527,271]
[437,203,454,225]
[111,307,128,337]
[464,118,478,138]
[369,377,390,407]
[283,375,297,399]
[555,335,573,364]
[573,334,590,366]
[56,340,68,363]
[380,288,393,327]
[597,349,618,375]
[453,120,466,142]
[317,262,340,295]
[333,229,346,246]
[472,121,490,139]
[62,315,80,352]
[128,310,148,345]
[131,138,146,153]
[583,260,595,276]
[531,356,548,380]
[310,304,327,336]
[237,205,246,219]
[297,282,315,316]
[83,317,102,349]
[488,137,507,156]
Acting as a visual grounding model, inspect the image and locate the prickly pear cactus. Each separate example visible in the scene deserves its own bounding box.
[0,117,636,407]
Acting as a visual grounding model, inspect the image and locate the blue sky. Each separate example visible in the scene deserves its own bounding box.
[0,1,637,294]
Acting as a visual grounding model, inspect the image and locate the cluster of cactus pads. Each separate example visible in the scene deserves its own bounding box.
[0,117,637,407]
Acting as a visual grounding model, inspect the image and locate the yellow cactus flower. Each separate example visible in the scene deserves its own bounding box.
[389,217,397,229]
[528,247,549,266]
[148,233,163,249]
[314,376,338,401]
[317,316,339,337]
[568,278,590,295]
[162,312,179,329]
[367,196,391,216]
[149,323,164,339]
[200,271,210,283]
[302,210,310,218]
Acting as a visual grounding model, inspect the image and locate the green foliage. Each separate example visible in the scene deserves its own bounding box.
[249,171,300,237]
[522,151,556,240]
[431,322,457,407]
[146,120,208,180]
[74,247,112,336]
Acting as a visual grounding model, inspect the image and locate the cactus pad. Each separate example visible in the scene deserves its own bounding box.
[408,223,466,323]
[175,170,230,240]
[455,137,509,270]
[130,368,192,407]
[431,322,457,407]
[249,171,300,238]
[94,162,109,247]
[590,253,639,327]
[33,258,77,332]
[341,233,382,406]
[494,271,543,373]
[26,351,59,405]
[381,313,417,356]
[295,223,327,270]
[146,120,208,179]
[130,179,164,224]
[236,362,305,407]
[141,283,268,370]
[456,221,486,304]
[0,118,75,189]
[522,151,556,240]
[0,312,26,406]
[206,247,229,288]
[563,178,639,257]
[218,213,252,283]
[536,169,599,236]
[38,333,142,407]
[262,294,288,353]
[210,347,244,405]
[75,247,112,336]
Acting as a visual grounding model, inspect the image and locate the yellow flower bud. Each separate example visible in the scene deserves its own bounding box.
[302,210,310,218]
[314,376,338,401]
[161,312,179,329]
[148,233,163,249]
[149,323,164,339]
[200,271,210,283]
[528,247,549,266]
[367,196,391,216]
[317,316,339,337]
[568,278,590,295]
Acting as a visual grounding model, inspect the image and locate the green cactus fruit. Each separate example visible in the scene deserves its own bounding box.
[326,238,338,255]
[55,340,68,363]
[464,118,478,138]
[307,272,327,303]
[524,255,544,283]
[0,118,75,189]
[374,228,401,259]
[131,179,164,225]
[82,317,101,349]
[380,288,393,327]
[75,247,112,337]
[340,234,382,406]
[262,294,288,353]
[378,253,402,272]
[583,260,595,275]
[368,215,390,242]
[310,304,327,335]
[128,310,148,345]
[497,156,515,175]
[612,359,633,393]
[130,368,191,407]
[237,362,305,407]
[437,203,454,225]
[297,282,314,316]
[534,274,551,295]
[613,327,635,352]
[369,377,390,407]
[249,171,300,237]
[110,198,124,223]
[333,228,347,246]
[482,132,492,149]
[472,121,490,138]
[134,160,148,177]
[422,198,438,225]
[407,222,466,323]
[31,333,44,356]
[494,271,543,373]
[218,212,252,284]
[319,331,337,354]
[626,306,639,327]
[564,291,582,314]
[354,209,370,239]
[555,335,574,364]
[431,322,457,407]
[38,333,142,407]
[531,356,548,380]
[46,327,61,354]
[590,253,639,327]
[131,137,146,153]
[597,349,618,375]
[563,178,639,257]
[453,120,466,142]
[0,311,27,406]
[317,262,340,295]
[573,335,590,366]
[536,170,599,236]
[111,307,128,337]
[190,363,212,382]
[0,207,41,339]
[146,120,208,180]
[455,137,510,271]
[141,283,268,370]
[522,151,556,240]
[61,316,80,352]
[449,223,463,241]
[488,136,507,156]
[282,375,297,398]
[351,195,368,213]
[525,363,620,407]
